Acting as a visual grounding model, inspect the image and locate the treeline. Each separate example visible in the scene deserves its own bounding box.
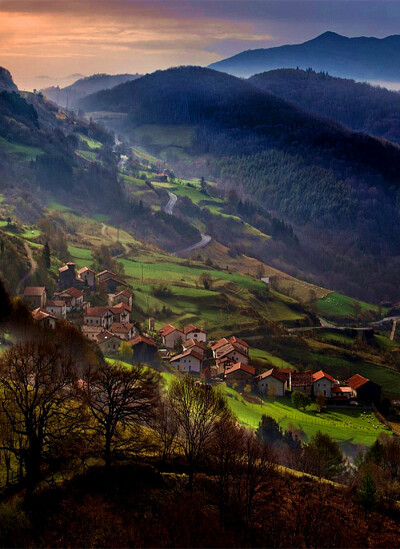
[250,68,400,144]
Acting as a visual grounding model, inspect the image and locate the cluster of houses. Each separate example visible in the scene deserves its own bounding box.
[158,323,381,404]
[22,265,381,405]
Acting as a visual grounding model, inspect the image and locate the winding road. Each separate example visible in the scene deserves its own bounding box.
[164,191,212,255]
[16,243,37,295]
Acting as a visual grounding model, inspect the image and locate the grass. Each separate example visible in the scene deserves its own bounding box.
[220,386,388,448]
[0,136,43,162]
[134,125,194,148]
[68,245,93,268]
[47,201,72,212]
[250,348,295,369]
[317,292,383,317]
[78,134,103,149]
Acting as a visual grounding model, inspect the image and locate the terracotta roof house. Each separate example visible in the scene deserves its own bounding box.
[182,338,206,357]
[96,330,122,354]
[54,287,84,310]
[255,368,289,396]
[23,286,46,309]
[97,269,117,282]
[214,342,249,365]
[170,348,203,374]
[312,370,337,398]
[228,336,249,355]
[290,371,314,395]
[81,325,104,341]
[211,338,229,353]
[129,335,159,365]
[83,306,114,329]
[225,362,255,383]
[31,307,56,329]
[110,289,133,308]
[77,267,96,291]
[347,374,381,403]
[183,324,207,343]
[110,322,136,341]
[332,386,353,401]
[46,299,67,319]
[159,324,184,349]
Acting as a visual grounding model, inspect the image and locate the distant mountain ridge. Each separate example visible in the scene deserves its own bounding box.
[249,68,400,144]
[209,32,400,80]
[43,72,142,109]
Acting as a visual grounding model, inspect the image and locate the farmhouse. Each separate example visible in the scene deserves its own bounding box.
[31,307,56,329]
[347,374,381,404]
[46,299,67,319]
[83,306,114,329]
[182,338,206,357]
[77,267,96,291]
[97,270,128,293]
[255,368,289,396]
[110,322,136,341]
[183,324,207,343]
[290,372,313,395]
[170,348,203,374]
[159,324,184,349]
[153,173,168,182]
[81,325,104,341]
[110,289,133,308]
[312,370,336,398]
[224,362,255,384]
[110,303,131,323]
[211,336,249,364]
[54,287,84,311]
[96,330,122,354]
[129,335,158,364]
[23,286,46,309]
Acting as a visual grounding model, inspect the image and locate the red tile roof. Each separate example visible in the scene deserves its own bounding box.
[291,371,313,387]
[129,335,157,347]
[97,269,116,277]
[312,370,336,383]
[115,289,132,298]
[184,324,205,334]
[184,338,206,350]
[110,303,131,313]
[63,287,84,299]
[159,324,182,336]
[170,349,203,362]
[96,330,121,345]
[32,307,56,321]
[229,336,249,348]
[332,386,353,394]
[347,374,369,390]
[84,306,113,317]
[23,286,45,296]
[110,322,134,334]
[77,267,95,275]
[46,300,66,307]
[100,275,127,287]
[256,368,288,383]
[211,338,229,351]
[225,362,255,376]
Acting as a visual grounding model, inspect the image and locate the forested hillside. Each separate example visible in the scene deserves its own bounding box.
[249,68,400,144]
[80,66,400,301]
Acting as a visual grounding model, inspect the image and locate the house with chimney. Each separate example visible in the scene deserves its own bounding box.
[23,286,46,309]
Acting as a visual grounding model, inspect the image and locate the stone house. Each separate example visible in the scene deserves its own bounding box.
[23,286,46,309]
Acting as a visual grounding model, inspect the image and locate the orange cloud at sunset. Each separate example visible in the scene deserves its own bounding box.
[0,0,273,90]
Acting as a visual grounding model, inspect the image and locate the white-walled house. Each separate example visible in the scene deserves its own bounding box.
[312,370,336,398]
[83,307,114,329]
[46,299,67,319]
[170,349,203,374]
[255,368,289,397]
[159,324,184,349]
[183,324,207,343]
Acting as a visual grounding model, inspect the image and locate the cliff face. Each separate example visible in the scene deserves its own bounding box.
[0,67,18,92]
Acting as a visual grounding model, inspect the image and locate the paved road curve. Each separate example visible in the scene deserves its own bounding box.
[164,191,178,214]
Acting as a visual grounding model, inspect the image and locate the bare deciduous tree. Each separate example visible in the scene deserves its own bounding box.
[169,376,230,490]
[0,341,79,501]
[80,361,160,468]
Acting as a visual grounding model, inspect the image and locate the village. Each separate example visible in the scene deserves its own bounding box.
[20,260,382,408]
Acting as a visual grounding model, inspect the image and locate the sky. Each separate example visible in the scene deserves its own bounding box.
[2,0,400,90]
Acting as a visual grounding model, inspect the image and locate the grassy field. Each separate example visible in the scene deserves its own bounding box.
[250,348,295,369]
[220,386,388,448]
[78,134,103,149]
[134,124,194,148]
[317,291,383,317]
[0,136,43,162]
[68,245,93,268]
